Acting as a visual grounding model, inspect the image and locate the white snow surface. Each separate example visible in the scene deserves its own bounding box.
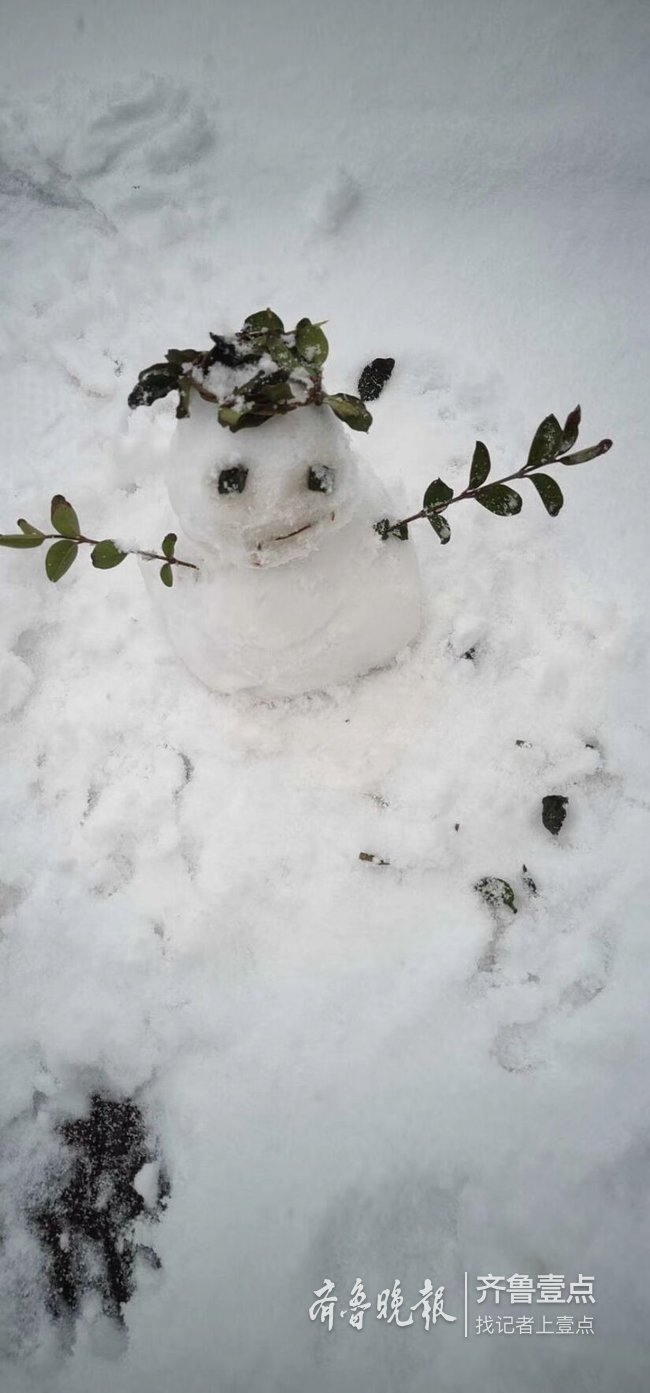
[1,2,649,1390]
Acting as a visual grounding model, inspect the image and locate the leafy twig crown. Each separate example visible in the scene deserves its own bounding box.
[128,309,373,434]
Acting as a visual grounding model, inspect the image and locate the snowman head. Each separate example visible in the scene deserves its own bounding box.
[166,394,360,566]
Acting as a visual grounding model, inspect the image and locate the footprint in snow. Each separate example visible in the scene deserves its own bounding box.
[62,77,217,202]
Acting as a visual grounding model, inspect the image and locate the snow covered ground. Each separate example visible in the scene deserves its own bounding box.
[1,1,649,1388]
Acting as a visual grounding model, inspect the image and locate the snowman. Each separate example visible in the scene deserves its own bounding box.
[130,312,422,697]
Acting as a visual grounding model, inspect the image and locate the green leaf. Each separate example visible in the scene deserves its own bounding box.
[469,441,491,490]
[162,532,177,560]
[17,519,44,538]
[423,478,454,510]
[374,517,410,541]
[0,533,44,548]
[558,404,581,454]
[91,539,127,569]
[475,876,517,914]
[542,794,568,835]
[226,410,271,432]
[240,369,291,403]
[137,361,179,382]
[218,405,245,429]
[324,393,372,431]
[160,562,174,587]
[428,512,451,544]
[266,334,297,371]
[423,479,453,541]
[50,495,80,537]
[243,309,285,335]
[559,439,613,465]
[475,483,522,516]
[128,363,181,409]
[526,414,563,470]
[165,348,202,365]
[45,539,78,582]
[176,379,192,419]
[295,318,329,368]
[256,381,294,405]
[219,393,277,430]
[528,472,564,516]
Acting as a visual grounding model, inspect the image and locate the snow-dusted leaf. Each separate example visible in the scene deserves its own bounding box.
[128,362,180,410]
[358,357,395,402]
[428,512,451,544]
[51,495,80,538]
[218,404,269,432]
[559,439,612,465]
[475,483,522,515]
[526,414,563,469]
[558,404,581,454]
[374,517,409,541]
[266,334,296,371]
[469,440,491,490]
[423,477,453,510]
[243,308,285,336]
[240,367,290,401]
[475,876,518,914]
[91,540,127,569]
[160,562,174,588]
[295,319,329,369]
[17,519,44,538]
[206,333,254,369]
[45,539,78,582]
[324,393,372,431]
[528,472,564,516]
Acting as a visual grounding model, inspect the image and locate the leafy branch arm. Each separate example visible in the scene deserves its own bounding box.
[376,407,613,544]
[0,496,198,587]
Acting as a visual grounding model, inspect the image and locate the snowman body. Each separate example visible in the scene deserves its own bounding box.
[144,398,422,696]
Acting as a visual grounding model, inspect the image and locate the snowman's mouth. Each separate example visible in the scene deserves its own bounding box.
[273,521,314,542]
[260,509,336,547]
[250,511,337,564]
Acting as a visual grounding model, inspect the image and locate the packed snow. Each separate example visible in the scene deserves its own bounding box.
[145,397,422,694]
[1,2,650,1390]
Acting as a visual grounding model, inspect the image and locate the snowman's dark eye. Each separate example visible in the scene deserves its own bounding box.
[307,464,335,494]
[218,465,248,495]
